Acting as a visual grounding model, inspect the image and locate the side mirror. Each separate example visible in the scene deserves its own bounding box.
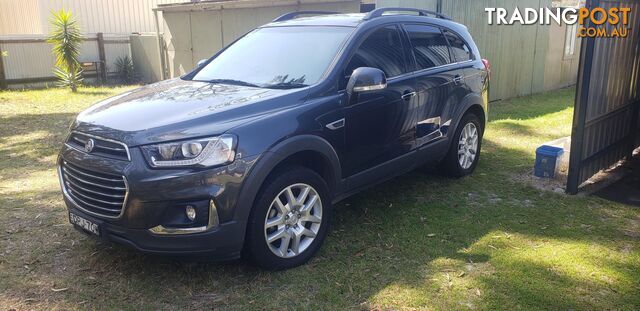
[196,59,208,68]
[346,67,387,96]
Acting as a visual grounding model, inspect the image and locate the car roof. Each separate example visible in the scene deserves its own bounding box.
[263,12,467,31]
[266,13,365,27]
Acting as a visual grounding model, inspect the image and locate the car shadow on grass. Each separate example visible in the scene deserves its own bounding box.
[3,139,633,310]
[2,106,639,309]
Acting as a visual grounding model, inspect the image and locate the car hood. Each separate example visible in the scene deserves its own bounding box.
[73,79,307,146]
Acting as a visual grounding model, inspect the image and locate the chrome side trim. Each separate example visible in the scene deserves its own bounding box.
[418,116,441,126]
[149,225,208,235]
[326,118,345,130]
[149,199,220,235]
[66,131,131,161]
[58,164,129,220]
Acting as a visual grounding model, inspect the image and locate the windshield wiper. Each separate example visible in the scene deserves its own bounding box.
[263,82,309,89]
[207,79,261,88]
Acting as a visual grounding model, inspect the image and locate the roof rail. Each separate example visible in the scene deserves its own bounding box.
[272,11,339,22]
[363,7,451,21]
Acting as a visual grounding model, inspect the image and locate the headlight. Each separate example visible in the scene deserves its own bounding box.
[141,135,236,168]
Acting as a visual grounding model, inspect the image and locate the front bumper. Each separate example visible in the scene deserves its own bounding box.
[58,141,259,258]
[67,206,244,259]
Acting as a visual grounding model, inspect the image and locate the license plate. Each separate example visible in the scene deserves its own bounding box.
[69,212,101,236]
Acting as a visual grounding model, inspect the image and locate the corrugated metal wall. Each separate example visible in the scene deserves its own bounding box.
[0,0,179,35]
[0,0,42,35]
[159,0,361,78]
[567,0,640,193]
[376,0,579,101]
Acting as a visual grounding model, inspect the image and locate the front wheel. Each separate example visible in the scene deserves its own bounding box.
[441,113,484,177]
[245,166,331,270]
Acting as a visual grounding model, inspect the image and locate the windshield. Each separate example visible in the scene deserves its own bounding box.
[191,26,353,88]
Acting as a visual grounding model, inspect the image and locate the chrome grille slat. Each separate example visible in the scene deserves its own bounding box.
[66,185,123,205]
[64,178,125,198]
[60,161,127,219]
[95,145,126,152]
[62,161,123,182]
[66,191,122,213]
[66,132,130,161]
[62,169,126,191]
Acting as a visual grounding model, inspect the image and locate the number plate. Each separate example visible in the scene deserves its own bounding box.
[69,212,101,236]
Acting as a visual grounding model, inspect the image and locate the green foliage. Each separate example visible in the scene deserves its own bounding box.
[47,9,83,92]
[114,55,136,84]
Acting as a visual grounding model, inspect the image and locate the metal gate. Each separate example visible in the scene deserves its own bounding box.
[567,0,640,194]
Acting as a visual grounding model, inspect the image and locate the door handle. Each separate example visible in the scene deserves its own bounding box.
[401,91,416,101]
[453,75,463,84]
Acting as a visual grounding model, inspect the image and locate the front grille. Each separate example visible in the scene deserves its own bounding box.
[60,160,127,218]
[66,132,130,161]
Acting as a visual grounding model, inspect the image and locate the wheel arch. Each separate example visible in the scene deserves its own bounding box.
[450,94,487,138]
[233,135,342,233]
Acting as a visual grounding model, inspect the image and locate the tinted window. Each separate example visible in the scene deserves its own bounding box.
[405,24,451,70]
[345,26,406,78]
[444,30,472,62]
[192,26,353,87]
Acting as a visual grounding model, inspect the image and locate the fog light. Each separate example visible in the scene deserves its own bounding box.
[185,205,196,221]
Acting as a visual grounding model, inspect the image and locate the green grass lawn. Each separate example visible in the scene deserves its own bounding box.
[0,86,638,310]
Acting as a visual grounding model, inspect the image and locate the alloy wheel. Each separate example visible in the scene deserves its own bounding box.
[458,122,479,169]
[264,183,322,258]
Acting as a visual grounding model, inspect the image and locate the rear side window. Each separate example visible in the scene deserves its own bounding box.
[345,25,406,78]
[444,30,472,62]
[404,24,451,70]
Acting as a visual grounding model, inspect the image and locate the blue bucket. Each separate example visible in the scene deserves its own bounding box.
[534,145,564,178]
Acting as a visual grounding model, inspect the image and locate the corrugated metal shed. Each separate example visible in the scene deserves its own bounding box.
[156,0,361,78]
[567,0,640,193]
[376,0,581,101]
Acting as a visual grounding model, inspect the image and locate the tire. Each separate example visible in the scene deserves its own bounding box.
[441,112,484,177]
[245,166,332,270]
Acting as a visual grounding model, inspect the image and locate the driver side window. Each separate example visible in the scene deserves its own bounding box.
[344,25,407,80]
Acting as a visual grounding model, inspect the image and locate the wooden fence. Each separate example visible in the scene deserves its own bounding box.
[0,33,131,89]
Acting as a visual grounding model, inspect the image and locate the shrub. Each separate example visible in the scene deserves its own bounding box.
[47,10,83,92]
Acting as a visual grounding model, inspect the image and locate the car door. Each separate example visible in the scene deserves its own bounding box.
[342,25,419,179]
[442,28,476,120]
[402,24,457,147]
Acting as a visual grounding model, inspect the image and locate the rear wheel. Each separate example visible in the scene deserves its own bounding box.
[246,166,331,270]
[442,113,483,177]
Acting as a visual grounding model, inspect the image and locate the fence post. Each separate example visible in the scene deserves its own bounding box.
[0,50,7,90]
[97,32,107,83]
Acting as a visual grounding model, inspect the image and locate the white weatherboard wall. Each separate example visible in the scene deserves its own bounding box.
[158,0,361,78]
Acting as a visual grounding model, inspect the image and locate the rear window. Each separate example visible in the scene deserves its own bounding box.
[404,24,451,70]
[444,30,473,62]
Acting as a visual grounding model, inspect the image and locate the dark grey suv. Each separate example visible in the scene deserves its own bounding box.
[58,8,489,270]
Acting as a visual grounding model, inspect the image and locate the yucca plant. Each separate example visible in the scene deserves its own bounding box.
[47,10,83,92]
[115,55,136,84]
